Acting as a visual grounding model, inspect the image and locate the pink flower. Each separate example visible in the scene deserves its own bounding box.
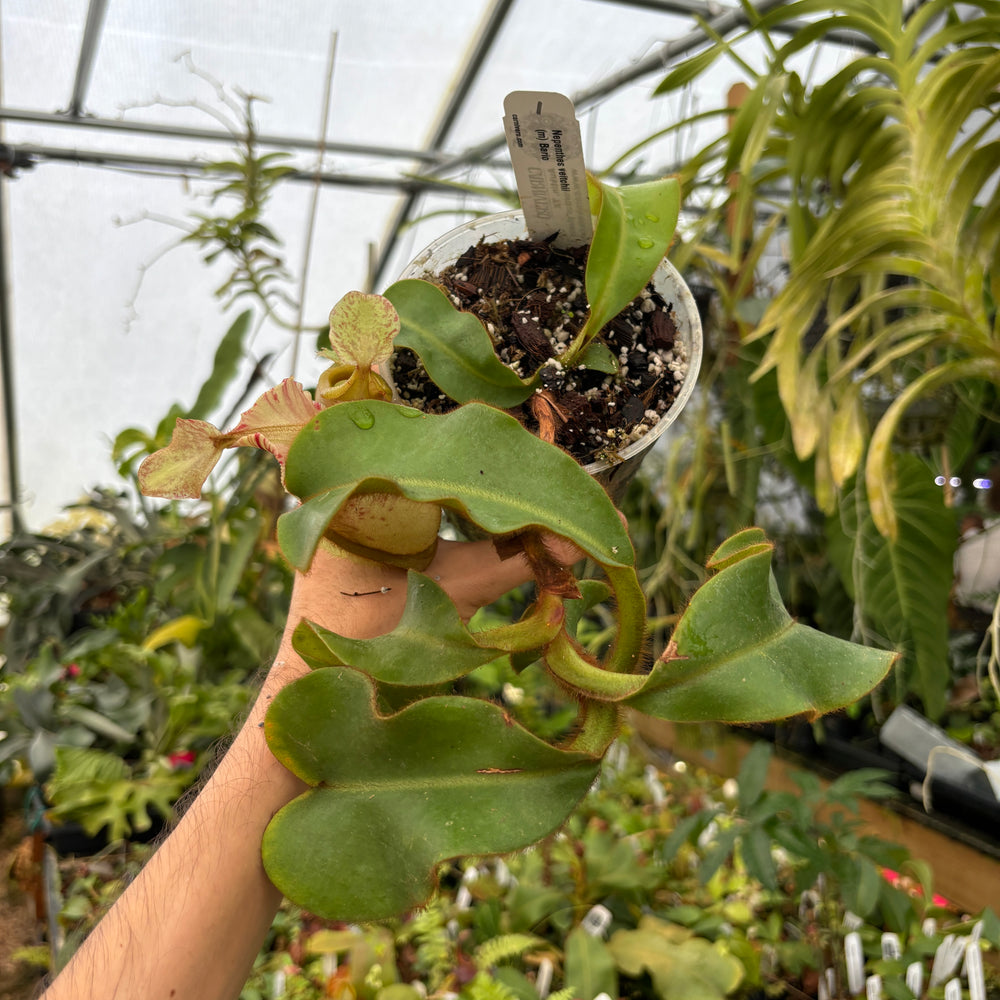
[881,868,951,909]
[168,750,197,770]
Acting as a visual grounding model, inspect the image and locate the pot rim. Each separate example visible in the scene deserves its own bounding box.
[398,208,703,477]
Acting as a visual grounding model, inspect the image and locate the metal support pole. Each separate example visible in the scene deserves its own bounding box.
[67,0,110,117]
[0,172,24,535]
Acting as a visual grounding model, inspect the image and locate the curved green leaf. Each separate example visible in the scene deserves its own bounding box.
[867,358,1000,538]
[291,572,563,686]
[609,916,744,1000]
[384,279,535,406]
[627,531,895,722]
[565,926,619,1000]
[262,667,599,920]
[829,456,958,720]
[278,400,632,568]
[568,176,680,359]
[654,44,728,96]
[277,401,646,673]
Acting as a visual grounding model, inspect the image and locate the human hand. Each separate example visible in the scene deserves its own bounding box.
[266,530,588,696]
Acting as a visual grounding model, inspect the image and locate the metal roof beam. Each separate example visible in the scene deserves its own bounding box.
[371,0,517,288]
[429,0,791,176]
[2,141,493,192]
[0,107,450,164]
[603,0,878,48]
[67,0,110,117]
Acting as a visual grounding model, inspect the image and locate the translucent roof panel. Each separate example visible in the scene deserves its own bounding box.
[1,0,823,533]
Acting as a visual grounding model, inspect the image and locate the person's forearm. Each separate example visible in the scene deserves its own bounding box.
[42,553,408,1000]
[43,536,569,1000]
[41,655,307,1000]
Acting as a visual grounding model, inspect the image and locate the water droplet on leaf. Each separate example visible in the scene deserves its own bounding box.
[637,237,655,249]
[645,213,659,222]
[349,406,375,429]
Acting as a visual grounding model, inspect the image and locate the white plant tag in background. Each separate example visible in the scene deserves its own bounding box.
[931,935,965,986]
[817,971,831,1000]
[906,962,923,997]
[581,904,613,938]
[880,932,901,961]
[502,91,592,248]
[865,974,882,999]
[944,978,962,1000]
[964,919,984,977]
[966,941,986,1000]
[536,956,553,999]
[845,931,865,995]
[644,764,666,806]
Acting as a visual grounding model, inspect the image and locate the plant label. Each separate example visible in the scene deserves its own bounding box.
[966,941,985,1000]
[817,970,830,1000]
[502,91,592,248]
[845,931,865,995]
[865,974,882,999]
[905,961,923,997]
[536,956,553,1000]
[880,932,901,961]
[944,978,962,1000]
[643,763,666,806]
[494,857,513,887]
[931,935,965,986]
[581,904,613,938]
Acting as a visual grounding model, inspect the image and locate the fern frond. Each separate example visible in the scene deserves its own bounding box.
[546,988,576,1000]
[461,971,519,1000]
[475,933,546,971]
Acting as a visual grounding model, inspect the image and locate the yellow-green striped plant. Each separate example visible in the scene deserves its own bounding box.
[654,0,1000,718]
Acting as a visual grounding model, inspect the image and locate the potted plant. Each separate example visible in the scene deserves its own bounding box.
[138,171,896,921]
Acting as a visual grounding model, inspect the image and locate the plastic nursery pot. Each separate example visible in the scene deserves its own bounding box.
[397,209,703,501]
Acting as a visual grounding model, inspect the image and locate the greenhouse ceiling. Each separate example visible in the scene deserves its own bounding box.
[0,0,859,534]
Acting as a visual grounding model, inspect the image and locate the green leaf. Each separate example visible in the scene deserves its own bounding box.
[60,704,139,745]
[584,827,661,892]
[608,916,744,1000]
[576,340,619,375]
[384,279,535,407]
[654,45,727,95]
[187,310,253,421]
[291,572,546,686]
[277,402,632,565]
[564,926,619,1000]
[569,176,680,358]
[736,741,772,812]
[740,825,778,891]
[828,455,955,720]
[866,359,1000,539]
[626,530,895,722]
[492,967,541,1000]
[262,667,599,920]
[277,400,645,672]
